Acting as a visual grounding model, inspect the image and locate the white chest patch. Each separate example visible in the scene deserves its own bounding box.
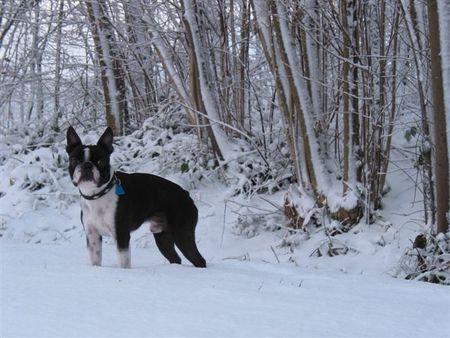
[81,189,118,237]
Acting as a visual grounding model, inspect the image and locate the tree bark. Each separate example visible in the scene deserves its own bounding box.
[183,0,230,161]
[427,0,449,234]
[85,0,128,135]
[341,0,351,195]
[53,0,65,130]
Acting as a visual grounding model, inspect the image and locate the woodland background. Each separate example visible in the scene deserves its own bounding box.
[1,0,449,284]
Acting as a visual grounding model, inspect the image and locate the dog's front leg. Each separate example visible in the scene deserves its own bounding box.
[86,226,102,266]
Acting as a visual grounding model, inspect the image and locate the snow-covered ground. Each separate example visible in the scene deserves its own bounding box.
[2,178,450,337]
[2,241,449,337]
[1,128,449,337]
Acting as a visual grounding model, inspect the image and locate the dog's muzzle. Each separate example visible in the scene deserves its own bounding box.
[81,162,94,179]
[73,162,99,186]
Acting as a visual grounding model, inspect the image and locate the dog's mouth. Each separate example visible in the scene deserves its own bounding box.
[72,165,99,187]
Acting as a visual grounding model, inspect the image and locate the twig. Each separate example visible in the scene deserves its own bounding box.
[258,281,264,291]
[226,199,278,214]
[258,196,284,212]
[222,253,250,261]
[220,200,227,248]
[270,245,280,264]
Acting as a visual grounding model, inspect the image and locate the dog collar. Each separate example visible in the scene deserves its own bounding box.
[79,174,118,200]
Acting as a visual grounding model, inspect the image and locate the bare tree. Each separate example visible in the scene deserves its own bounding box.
[52,0,65,130]
[0,0,445,236]
[427,0,449,234]
[84,0,128,135]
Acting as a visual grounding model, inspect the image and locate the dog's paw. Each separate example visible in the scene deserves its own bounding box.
[118,250,131,268]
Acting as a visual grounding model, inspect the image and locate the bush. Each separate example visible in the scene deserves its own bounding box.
[397,232,450,285]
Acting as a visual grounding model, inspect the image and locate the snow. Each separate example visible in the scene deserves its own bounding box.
[1,171,450,336]
[1,126,449,337]
[2,1,450,334]
[326,189,359,213]
[2,241,449,337]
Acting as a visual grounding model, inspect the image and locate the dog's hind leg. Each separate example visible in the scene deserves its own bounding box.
[154,231,182,264]
[170,202,206,268]
[173,229,206,268]
[116,228,131,268]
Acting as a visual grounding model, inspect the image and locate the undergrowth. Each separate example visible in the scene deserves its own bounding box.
[397,231,450,285]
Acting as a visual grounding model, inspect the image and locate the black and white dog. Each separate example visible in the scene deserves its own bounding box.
[66,127,206,268]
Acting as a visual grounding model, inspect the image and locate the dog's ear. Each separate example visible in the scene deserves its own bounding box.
[66,126,82,154]
[97,127,114,154]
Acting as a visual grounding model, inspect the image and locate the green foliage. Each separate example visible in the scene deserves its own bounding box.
[180,162,189,173]
[404,126,417,142]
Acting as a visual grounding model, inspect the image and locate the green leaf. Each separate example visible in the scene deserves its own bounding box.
[181,162,189,173]
[405,130,411,142]
[405,126,417,142]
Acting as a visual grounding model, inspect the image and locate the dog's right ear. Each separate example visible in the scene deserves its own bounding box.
[97,127,114,154]
[66,126,82,154]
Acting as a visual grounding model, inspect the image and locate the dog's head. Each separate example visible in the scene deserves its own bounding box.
[66,127,114,191]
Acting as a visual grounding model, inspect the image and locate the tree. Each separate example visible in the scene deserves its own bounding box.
[84,0,129,135]
[427,0,449,234]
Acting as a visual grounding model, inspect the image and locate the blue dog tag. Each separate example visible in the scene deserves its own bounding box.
[115,183,125,196]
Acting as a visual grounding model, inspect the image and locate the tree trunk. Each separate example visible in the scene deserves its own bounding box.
[183,0,231,161]
[400,0,436,224]
[427,0,449,234]
[341,0,351,195]
[85,0,127,135]
[378,4,400,198]
[53,0,65,130]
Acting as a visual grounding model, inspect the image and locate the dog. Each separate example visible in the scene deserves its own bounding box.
[66,126,206,268]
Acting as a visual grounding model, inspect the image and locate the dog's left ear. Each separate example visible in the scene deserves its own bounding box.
[97,127,114,154]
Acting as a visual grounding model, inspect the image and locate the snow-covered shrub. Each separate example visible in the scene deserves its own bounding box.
[232,215,262,238]
[113,114,217,187]
[397,232,450,285]
[228,141,292,196]
[279,230,310,251]
[0,120,61,153]
[232,205,286,239]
